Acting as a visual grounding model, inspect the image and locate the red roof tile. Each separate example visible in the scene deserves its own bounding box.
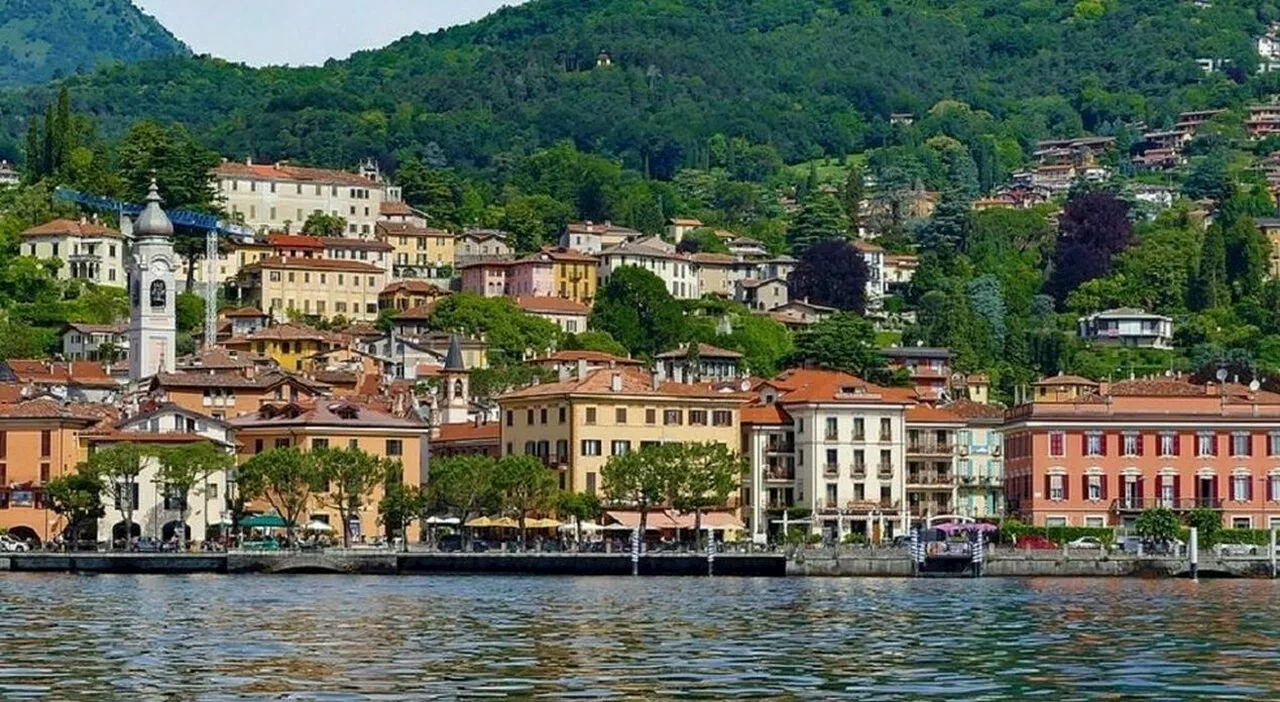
[222,306,267,318]
[3,360,118,388]
[741,403,792,425]
[266,234,326,250]
[243,256,384,274]
[214,162,379,188]
[434,422,501,443]
[514,296,590,315]
[20,219,122,239]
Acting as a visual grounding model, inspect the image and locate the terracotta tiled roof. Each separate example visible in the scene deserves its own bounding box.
[381,280,448,296]
[222,306,267,319]
[850,239,885,253]
[229,400,426,429]
[668,218,703,226]
[312,370,358,386]
[153,369,328,391]
[244,256,384,274]
[62,322,127,335]
[379,200,416,216]
[689,253,739,265]
[768,310,817,326]
[531,351,643,366]
[0,383,26,403]
[1032,374,1099,386]
[177,347,252,371]
[214,162,380,188]
[906,405,963,423]
[1108,379,1204,397]
[3,360,119,388]
[266,234,326,250]
[738,277,783,289]
[83,431,222,445]
[764,368,906,405]
[0,398,113,422]
[565,221,640,236]
[394,304,437,321]
[20,219,121,239]
[514,296,590,315]
[944,399,1005,420]
[655,343,743,360]
[240,323,347,343]
[434,422,501,443]
[375,221,454,238]
[357,373,381,396]
[741,403,792,425]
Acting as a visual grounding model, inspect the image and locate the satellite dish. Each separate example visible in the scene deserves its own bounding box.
[1250,380,1261,392]
[739,379,751,392]
[1215,368,1229,383]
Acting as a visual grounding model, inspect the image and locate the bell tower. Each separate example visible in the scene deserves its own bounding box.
[128,179,178,382]
[438,334,470,425]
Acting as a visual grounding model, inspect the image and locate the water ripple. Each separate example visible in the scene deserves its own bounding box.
[0,575,1277,699]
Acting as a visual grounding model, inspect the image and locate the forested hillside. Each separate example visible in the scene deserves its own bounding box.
[1,0,1277,169]
[0,0,188,89]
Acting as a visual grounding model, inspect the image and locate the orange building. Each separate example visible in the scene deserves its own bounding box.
[1004,377,1280,530]
[149,368,329,421]
[0,399,112,544]
[230,400,430,541]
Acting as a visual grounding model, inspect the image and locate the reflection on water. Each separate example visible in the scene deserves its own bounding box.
[0,575,1277,699]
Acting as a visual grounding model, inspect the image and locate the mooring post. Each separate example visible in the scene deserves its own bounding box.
[1189,527,1199,581]
[630,526,640,577]
[1271,528,1277,579]
[707,539,715,577]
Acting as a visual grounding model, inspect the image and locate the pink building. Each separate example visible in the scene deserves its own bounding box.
[506,253,556,298]
[459,259,512,297]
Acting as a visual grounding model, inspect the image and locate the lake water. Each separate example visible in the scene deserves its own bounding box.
[0,575,1276,700]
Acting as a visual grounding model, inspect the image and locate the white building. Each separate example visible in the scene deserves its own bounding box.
[61,322,128,361]
[513,296,590,334]
[456,230,514,264]
[561,221,642,254]
[88,403,236,546]
[851,239,886,307]
[598,240,700,299]
[20,218,127,287]
[1078,307,1174,349]
[214,159,387,237]
[654,343,744,383]
[741,368,913,543]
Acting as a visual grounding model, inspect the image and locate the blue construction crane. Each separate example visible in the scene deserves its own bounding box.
[54,187,257,349]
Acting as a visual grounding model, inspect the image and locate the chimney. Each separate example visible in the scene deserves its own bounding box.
[558,364,571,382]
[576,358,588,380]
[610,372,622,393]
[246,157,253,166]
[651,372,660,391]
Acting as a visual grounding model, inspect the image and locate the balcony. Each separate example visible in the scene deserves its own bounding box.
[821,498,842,511]
[879,432,893,443]
[765,466,795,481]
[853,432,866,442]
[823,464,839,478]
[850,464,867,479]
[907,472,955,486]
[907,442,954,456]
[908,502,953,517]
[765,439,795,454]
[877,463,894,479]
[824,431,840,442]
[844,499,899,513]
[1111,497,1224,512]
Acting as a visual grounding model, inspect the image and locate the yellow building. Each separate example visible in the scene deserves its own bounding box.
[543,247,599,304]
[1259,217,1280,278]
[236,256,387,323]
[497,367,748,495]
[378,280,451,311]
[230,400,430,542]
[377,221,456,277]
[222,323,350,372]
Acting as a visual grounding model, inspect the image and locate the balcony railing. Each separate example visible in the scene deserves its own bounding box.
[907,472,955,486]
[823,464,839,478]
[1112,497,1223,512]
[877,463,894,479]
[765,467,795,481]
[908,503,953,517]
[824,431,839,442]
[879,432,893,442]
[850,464,867,479]
[843,499,899,513]
[766,441,795,453]
[853,432,866,442]
[907,442,954,455]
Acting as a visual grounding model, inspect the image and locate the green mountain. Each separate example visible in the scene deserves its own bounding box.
[3,0,1277,169]
[0,0,188,89]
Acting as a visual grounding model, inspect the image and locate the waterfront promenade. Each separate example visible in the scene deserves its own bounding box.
[4,545,1280,577]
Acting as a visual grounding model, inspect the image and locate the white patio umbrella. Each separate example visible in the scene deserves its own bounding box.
[305,520,334,533]
[424,516,461,525]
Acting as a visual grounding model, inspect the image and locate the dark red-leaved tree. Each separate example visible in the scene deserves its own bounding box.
[1049,192,1133,304]
[787,239,869,313]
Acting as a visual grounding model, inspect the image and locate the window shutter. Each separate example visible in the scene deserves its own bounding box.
[1270,435,1276,458]
[1136,434,1144,456]
[1102,476,1109,501]
[1211,476,1219,504]
[1247,476,1254,502]
[1174,434,1181,456]
[1044,474,1051,500]
[1082,474,1089,500]
[1081,434,1088,455]
[1173,475,1181,502]
[1102,434,1109,456]
[1212,434,1220,457]
[1063,475,1070,501]
[1248,434,1255,457]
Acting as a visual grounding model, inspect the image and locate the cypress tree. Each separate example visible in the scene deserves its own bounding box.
[24,117,41,182]
[42,103,55,178]
[841,162,865,231]
[1194,224,1229,310]
[54,86,72,176]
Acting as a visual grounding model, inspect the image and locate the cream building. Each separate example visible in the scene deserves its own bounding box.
[498,367,749,495]
[376,221,455,278]
[214,160,387,237]
[236,256,387,323]
[20,218,127,287]
[598,240,700,299]
[742,369,914,543]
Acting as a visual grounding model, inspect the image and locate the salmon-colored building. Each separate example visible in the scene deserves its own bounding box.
[1004,377,1280,530]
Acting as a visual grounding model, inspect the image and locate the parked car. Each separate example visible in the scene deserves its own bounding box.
[1016,535,1058,550]
[0,534,29,552]
[1067,536,1105,549]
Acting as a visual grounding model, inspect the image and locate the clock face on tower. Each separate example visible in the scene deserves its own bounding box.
[150,259,169,277]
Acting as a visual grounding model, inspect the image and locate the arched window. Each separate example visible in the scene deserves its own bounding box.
[149,279,167,309]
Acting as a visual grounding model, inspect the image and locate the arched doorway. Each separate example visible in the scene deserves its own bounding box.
[7,526,40,547]
[112,521,141,548]
[161,521,191,544]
